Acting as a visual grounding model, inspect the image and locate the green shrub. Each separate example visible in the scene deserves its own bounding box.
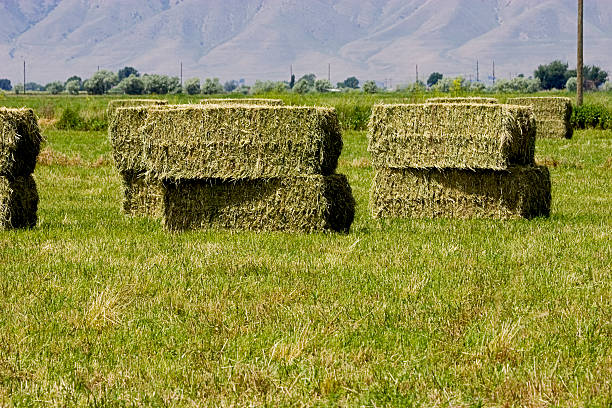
[57,107,86,130]
[335,104,371,130]
[571,104,612,129]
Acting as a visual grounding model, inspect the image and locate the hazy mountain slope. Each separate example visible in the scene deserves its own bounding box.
[0,0,610,85]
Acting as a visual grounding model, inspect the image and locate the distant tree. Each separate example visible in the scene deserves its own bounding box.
[184,78,201,95]
[297,73,316,87]
[566,77,577,92]
[168,76,182,94]
[0,79,11,91]
[362,80,378,93]
[233,84,250,94]
[293,78,311,94]
[568,65,608,88]
[14,84,24,94]
[343,76,359,89]
[289,74,295,89]
[427,72,443,87]
[314,79,332,93]
[142,74,171,94]
[65,79,81,95]
[201,78,224,95]
[84,70,119,94]
[25,82,45,91]
[223,80,238,92]
[534,60,570,90]
[118,75,145,95]
[65,76,82,88]
[492,77,541,93]
[118,66,140,81]
[45,81,65,94]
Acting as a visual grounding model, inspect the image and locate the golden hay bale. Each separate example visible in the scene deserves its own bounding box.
[0,175,38,229]
[121,171,164,218]
[0,108,43,178]
[507,97,573,139]
[107,99,167,116]
[368,103,535,170]
[370,166,551,220]
[425,97,498,104]
[143,104,342,179]
[200,98,283,105]
[163,174,355,233]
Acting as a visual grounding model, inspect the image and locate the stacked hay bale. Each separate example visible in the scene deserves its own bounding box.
[200,98,283,106]
[0,108,42,229]
[507,97,573,139]
[141,104,354,232]
[368,103,551,219]
[108,100,168,217]
[426,97,498,104]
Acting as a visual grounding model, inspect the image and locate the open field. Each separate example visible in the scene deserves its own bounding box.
[0,94,611,406]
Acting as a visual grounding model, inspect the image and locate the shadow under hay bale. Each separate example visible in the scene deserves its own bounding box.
[163,174,355,233]
[425,97,498,104]
[0,175,38,229]
[371,166,551,220]
[121,171,164,218]
[507,97,573,139]
[143,105,343,179]
[368,103,535,170]
[200,98,284,105]
[0,108,43,178]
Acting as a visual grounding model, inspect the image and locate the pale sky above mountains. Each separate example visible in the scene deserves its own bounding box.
[1,0,611,85]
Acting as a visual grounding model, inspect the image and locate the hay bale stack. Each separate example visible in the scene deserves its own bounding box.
[107,99,167,116]
[142,105,342,179]
[0,108,43,178]
[0,175,38,230]
[425,97,498,104]
[369,103,550,220]
[200,98,283,106]
[163,174,354,233]
[121,171,164,217]
[507,97,573,139]
[371,166,550,219]
[367,103,535,170]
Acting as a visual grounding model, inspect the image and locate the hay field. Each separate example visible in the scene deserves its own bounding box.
[0,94,610,406]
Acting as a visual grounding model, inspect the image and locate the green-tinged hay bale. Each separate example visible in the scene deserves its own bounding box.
[0,108,42,178]
[368,103,535,170]
[143,105,342,179]
[200,98,284,106]
[370,166,551,220]
[107,99,167,115]
[121,171,164,218]
[425,97,498,104]
[109,106,150,173]
[0,175,38,229]
[163,174,355,233]
[507,97,573,139]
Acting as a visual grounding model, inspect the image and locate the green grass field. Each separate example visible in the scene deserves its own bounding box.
[0,94,611,406]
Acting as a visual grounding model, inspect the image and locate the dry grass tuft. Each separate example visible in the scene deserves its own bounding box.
[37,147,108,168]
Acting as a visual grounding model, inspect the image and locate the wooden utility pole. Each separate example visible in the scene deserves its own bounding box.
[577,0,584,106]
[415,64,418,83]
[180,62,183,88]
[23,60,26,95]
[328,63,331,82]
[492,60,496,84]
[476,59,479,82]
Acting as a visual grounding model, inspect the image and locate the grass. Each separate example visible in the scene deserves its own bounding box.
[0,95,611,406]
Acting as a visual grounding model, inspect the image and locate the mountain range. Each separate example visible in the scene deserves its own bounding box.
[1,0,611,86]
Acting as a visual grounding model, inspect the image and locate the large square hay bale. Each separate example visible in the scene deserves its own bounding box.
[200,98,283,106]
[0,108,42,178]
[507,97,573,139]
[368,103,535,170]
[143,105,342,179]
[107,99,167,115]
[108,106,150,173]
[121,171,164,217]
[163,174,355,233]
[425,97,498,104]
[371,166,550,220]
[0,175,38,229]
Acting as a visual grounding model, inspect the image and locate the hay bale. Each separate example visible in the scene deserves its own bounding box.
[107,99,167,115]
[143,105,342,179]
[108,106,150,173]
[507,97,573,139]
[121,171,164,218]
[370,166,551,220]
[425,97,498,104]
[0,108,42,178]
[0,175,38,229]
[367,103,535,170]
[200,98,284,106]
[163,174,355,233]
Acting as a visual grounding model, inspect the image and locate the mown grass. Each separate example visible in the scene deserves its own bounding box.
[0,95,611,406]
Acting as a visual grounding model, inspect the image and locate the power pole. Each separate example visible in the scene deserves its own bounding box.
[180,62,183,88]
[415,64,418,83]
[290,64,293,79]
[328,63,331,82]
[492,60,496,84]
[23,60,26,95]
[476,59,479,82]
[577,0,584,106]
